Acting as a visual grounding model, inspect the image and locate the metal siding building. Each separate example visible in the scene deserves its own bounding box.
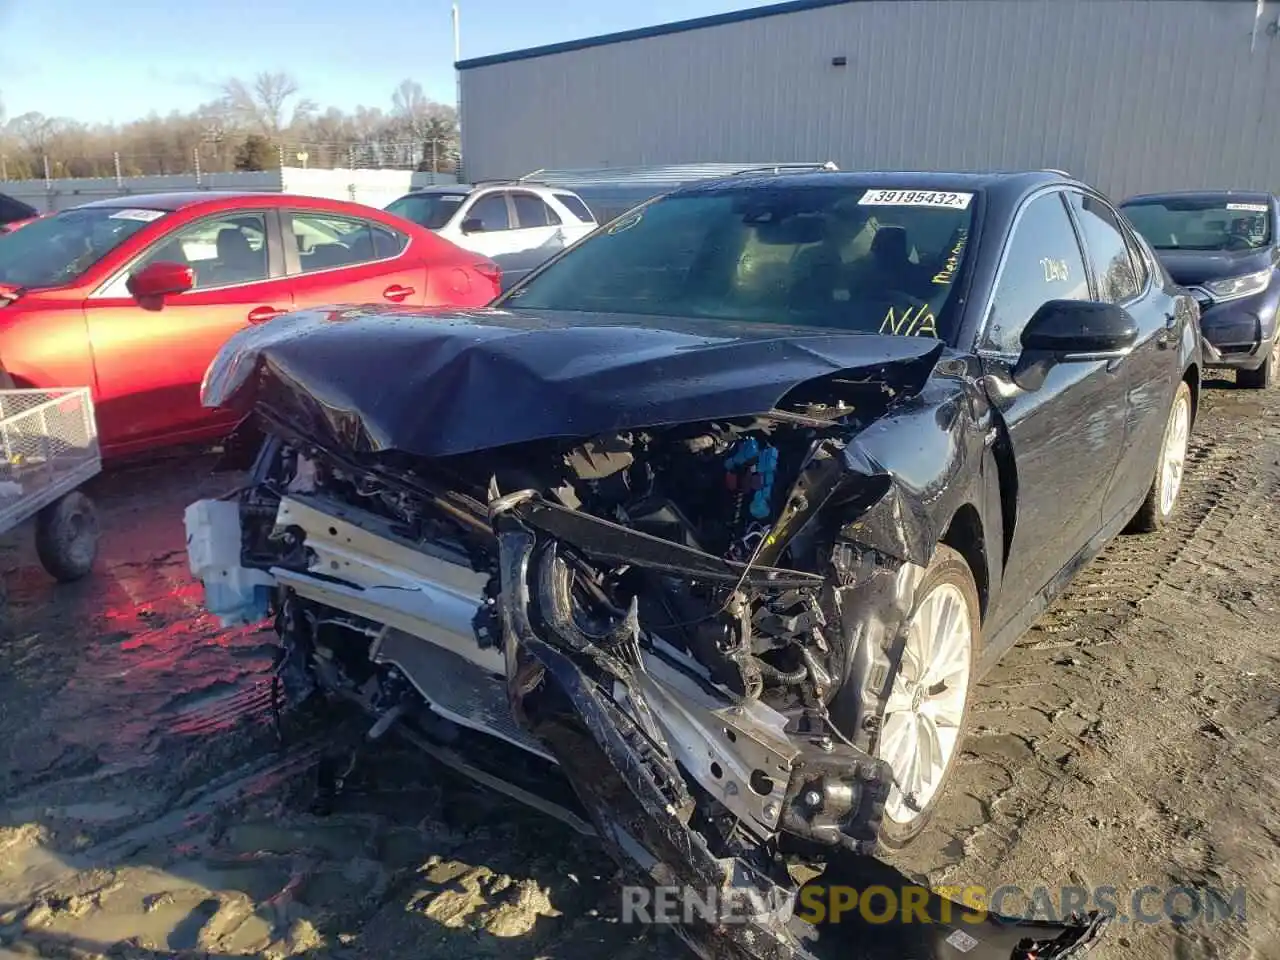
[458,0,1280,198]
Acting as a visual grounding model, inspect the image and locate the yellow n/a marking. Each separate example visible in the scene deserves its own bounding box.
[880,304,938,338]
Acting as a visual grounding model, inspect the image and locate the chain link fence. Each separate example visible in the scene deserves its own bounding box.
[0,138,460,182]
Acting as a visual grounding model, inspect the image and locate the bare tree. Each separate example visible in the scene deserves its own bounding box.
[7,112,60,154]
[391,79,430,125]
[390,79,456,170]
[221,71,315,136]
[0,72,460,179]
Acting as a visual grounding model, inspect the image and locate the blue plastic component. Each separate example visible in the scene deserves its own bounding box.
[724,437,760,471]
[204,582,272,628]
[750,445,779,519]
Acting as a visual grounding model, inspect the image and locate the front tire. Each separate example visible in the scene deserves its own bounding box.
[1236,335,1278,389]
[875,544,979,849]
[1130,380,1193,533]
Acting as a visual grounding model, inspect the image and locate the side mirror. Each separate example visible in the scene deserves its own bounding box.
[461,217,484,234]
[127,260,194,300]
[1013,300,1138,390]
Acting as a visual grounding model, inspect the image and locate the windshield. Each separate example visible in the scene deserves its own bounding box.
[502,185,976,343]
[0,206,165,288]
[1121,198,1272,252]
[386,193,466,230]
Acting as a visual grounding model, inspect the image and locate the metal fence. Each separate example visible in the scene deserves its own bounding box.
[0,138,461,183]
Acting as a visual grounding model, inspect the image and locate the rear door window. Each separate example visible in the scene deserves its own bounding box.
[511,192,561,228]
[466,193,511,232]
[372,223,409,258]
[1119,221,1151,291]
[289,213,399,273]
[1067,192,1141,303]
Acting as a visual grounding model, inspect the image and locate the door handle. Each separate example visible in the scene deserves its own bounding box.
[382,284,415,302]
[247,305,287,324]
[1158,311,1179,348]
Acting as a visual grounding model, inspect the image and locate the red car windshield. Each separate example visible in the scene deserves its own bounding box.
[0,206,166,289]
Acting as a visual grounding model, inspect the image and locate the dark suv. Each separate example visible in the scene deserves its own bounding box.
[1120,191,1279,388]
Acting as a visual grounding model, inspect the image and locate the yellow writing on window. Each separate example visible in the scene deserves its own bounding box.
[1040,257,1070,282]
[932,229,969,286]
[880,303,939,338]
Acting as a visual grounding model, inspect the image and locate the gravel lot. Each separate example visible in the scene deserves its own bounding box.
[0,377,1277,960]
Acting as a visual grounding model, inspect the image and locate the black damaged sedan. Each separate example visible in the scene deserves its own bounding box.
[192,169,1198,960]
[1121,190,1279,387]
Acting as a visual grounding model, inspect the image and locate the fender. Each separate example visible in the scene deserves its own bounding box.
[820,357,996,753]
[0,296,98,395]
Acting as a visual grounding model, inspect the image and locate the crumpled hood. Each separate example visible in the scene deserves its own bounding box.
[201,304,945,458]
[1155,247,1272,286]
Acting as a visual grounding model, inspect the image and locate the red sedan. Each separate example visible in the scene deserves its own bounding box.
[0,192,501,458]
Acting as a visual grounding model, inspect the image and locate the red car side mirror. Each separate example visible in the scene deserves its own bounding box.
[127,261,195,300]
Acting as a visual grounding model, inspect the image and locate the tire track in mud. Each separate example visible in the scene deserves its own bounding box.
[165,678,278,738]
[6,394,1280,959]
[907,384,1280,906]
[1024,394,1279,647]
[0,740,341,958]
[0,453,667,959]
[2,664,662,959]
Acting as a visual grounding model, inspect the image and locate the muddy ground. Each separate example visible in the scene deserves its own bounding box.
[0,377,1277,960]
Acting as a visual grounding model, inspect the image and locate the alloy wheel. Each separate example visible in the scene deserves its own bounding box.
[1159,390,1192,517]
[879,582,973,825]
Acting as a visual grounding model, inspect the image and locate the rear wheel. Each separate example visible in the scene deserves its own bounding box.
[1130,380,1192,533]
[875,545,979,848]
[1237,335,1279,389]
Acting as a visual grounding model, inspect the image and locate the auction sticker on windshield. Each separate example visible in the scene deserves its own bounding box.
[1226,203,1268,213]
[859,189,973,210]
[109,209,166,222]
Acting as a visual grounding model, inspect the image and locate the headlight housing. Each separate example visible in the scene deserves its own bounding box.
[1204,268,1272,302]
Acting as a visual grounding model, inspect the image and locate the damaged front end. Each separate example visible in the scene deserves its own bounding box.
[186,311,1108,960]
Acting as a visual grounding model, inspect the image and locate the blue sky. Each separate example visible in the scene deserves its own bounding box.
[0,0,780,124]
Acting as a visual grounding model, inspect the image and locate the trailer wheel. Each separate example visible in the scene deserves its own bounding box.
[35,490,99,582]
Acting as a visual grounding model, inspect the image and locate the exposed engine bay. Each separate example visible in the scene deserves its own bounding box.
[218,412,897,850]
[186,307,1110,959]
[188,413,1107,960]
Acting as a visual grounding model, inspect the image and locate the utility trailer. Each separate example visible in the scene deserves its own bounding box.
[0,387,101,584]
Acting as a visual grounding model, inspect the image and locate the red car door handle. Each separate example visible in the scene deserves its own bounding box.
[247,305,287,324]
[383,284,415,302]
